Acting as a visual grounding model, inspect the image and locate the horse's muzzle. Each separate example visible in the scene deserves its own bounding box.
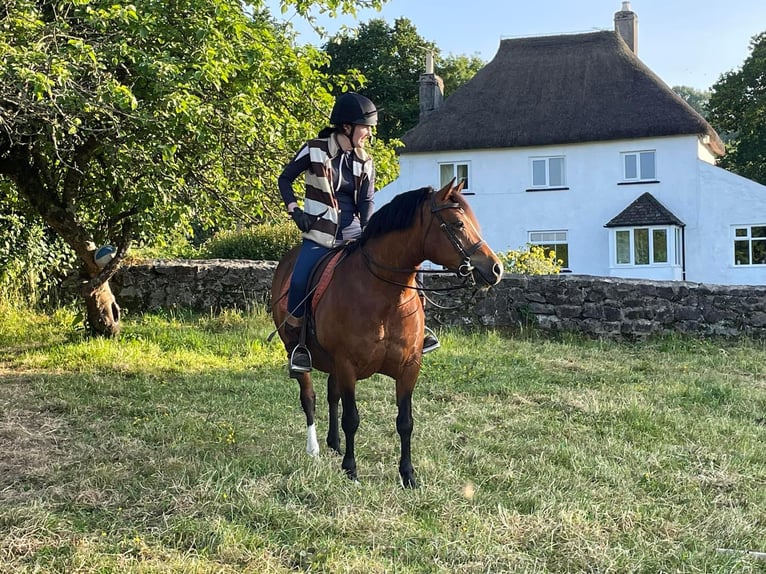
[472,258,504,287]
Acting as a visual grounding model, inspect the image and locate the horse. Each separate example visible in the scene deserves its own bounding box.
[270,179,504,487]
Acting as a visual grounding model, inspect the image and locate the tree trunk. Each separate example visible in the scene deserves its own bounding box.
[82,276,121,337]
[5,151,124,337]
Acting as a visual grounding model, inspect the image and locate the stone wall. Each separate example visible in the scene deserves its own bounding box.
[112,260,766,339]
[111,259,278,313]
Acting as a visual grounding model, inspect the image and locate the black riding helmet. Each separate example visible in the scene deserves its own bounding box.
[330,92,378,126]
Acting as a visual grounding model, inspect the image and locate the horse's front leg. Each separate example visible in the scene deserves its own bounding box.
[338,373,360,480]
[326,374,341,454]
[396,371,420,488]
[297,372,319,457]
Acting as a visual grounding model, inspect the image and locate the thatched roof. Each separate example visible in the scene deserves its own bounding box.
[402,31,724,155]
[605,192,685,228]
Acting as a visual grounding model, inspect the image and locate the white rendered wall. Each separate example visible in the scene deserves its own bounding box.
[377,135,766,285]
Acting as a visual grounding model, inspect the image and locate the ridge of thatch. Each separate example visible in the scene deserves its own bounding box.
[402,31,723,155]
[605,192,685,227]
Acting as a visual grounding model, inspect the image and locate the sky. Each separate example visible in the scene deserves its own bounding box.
[269,0,766,91]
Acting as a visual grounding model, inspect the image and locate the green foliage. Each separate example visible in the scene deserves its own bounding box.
[0,190,77,306]
[128,232,204,261]
[0,0,399,280]
[708,31,766,185]
[437,53,486,97]
[672,85,711,118]
[201,221,300,260]
[500,244,562,275]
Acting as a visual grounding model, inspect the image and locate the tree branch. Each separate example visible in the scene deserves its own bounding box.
[62,136,101,207]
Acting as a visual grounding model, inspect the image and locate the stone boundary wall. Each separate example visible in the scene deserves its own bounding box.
[111,260,766,339]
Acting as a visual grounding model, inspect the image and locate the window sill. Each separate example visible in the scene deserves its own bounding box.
[525,187,570,192]
[613,263,679,268]
[617,180,660,186]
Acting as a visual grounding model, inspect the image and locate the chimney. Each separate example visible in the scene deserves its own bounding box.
[418,52,444,121]
[614,1,638,54]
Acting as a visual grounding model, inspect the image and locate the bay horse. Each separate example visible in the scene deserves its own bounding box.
[270,179,503,487]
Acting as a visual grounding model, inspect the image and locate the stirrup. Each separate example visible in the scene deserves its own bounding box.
[289,345,312,376]
[422,327,440,354]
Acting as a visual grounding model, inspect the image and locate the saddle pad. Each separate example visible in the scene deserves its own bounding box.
[279,249,345,317]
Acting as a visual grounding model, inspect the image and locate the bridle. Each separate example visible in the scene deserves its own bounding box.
[361,190,486,291]
[428,191,485,279]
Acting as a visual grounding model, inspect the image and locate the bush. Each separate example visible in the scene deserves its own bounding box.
[0,210,77,307]
[128,232,204,261]
[499,244,562,275]
[201,222,301,261]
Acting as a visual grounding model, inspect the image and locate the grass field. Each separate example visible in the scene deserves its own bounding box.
[1,303,766,573]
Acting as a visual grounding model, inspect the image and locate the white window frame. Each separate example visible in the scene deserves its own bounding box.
[614,226,678,266]
[439,161,470,192]
[621,150,656,182]
[733,224,766,266]
[530,156,566,189]
[529,230,569,269]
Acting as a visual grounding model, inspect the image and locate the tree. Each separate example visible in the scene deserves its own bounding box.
[707,31,766,186]
[322,19,484,141]
[437,54,485,99]
[323,18,436,142]
[672,85,711,118]
[0,0,385,335]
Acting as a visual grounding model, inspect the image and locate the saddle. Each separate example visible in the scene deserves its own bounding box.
[279,244,350,329]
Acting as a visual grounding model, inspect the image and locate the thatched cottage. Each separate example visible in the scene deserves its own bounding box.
[377,2,766,285]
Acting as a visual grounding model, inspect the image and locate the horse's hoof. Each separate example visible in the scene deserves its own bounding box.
[343,466,357,481]
[401,475,418,489]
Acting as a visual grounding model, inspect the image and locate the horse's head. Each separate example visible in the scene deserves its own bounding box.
[424,179,504,287]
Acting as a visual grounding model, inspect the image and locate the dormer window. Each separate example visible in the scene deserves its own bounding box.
[621,150,656,182]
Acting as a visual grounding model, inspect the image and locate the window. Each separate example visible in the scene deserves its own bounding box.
[734,225,766,265]
[621,150,656,181]
[440,162,469,191]
[530,156,566,188]
[529,230,569,268]
[615,226,676,266]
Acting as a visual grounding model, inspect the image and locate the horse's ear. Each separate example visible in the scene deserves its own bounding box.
[454,179,465,194]
[436,177,456,201]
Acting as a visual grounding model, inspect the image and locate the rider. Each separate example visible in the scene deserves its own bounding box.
[278,92,439,376]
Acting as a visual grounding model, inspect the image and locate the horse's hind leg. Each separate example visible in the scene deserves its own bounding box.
[297,373,320,457]
[326,374,341,454]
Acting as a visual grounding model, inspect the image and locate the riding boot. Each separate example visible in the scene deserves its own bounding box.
[284,322,312,376]
[423,326,441,354]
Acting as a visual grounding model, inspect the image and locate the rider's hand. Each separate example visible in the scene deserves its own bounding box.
[290,207,317,232]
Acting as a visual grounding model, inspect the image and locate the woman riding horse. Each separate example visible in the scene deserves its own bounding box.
[278,92,439,377]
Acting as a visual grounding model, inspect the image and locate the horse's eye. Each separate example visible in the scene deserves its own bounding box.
[454,220,465,230]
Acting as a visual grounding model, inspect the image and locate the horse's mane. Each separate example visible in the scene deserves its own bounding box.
[357,186,433,247]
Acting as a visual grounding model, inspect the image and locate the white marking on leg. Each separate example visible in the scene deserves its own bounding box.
[306,424,320,457]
